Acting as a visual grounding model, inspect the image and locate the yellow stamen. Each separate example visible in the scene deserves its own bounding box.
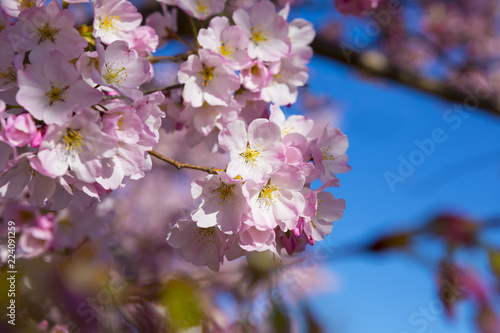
[46,86,66,106]
[37,22,59,43]
[100,14,120,32]
[62,130,84,153]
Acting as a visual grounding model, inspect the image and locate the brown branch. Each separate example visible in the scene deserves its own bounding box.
[146,54,190,63]
[148,150,224,174]
[311,36,500,118]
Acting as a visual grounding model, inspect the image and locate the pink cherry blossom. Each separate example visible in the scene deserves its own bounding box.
[166,217,226,271]
[92,40,152,100]
[191,172,249,234]
[18,226,53,258]
[244,165,306,232]
[303,191,345,242]
[92,0,142,45]
[178,49,241,107]
[232,0,290,62]
[33,108,118,183]
[238,226,276,252]
[15,1,87,62]
[1,0,44,18]
[218,119,286,182]
[177,0,226,20]
[260,57,309,106]
[198,16,252,70]
[240,61,271,92]
[146,6,177,49]
[3,113,37,147]
[180,99,239,137]
[311,126,351,183]
[16,51,103,125]
[0,41,20,92]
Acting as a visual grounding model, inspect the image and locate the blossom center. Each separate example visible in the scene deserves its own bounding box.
[213,183,235,205]
[37,23,59,43]
[46,85,67,106]
[258,184,280,206]
[240,148,260,165]
[62,130,85,153]
[100,14,120,32]
[195,0,209,15]
[194,227,216,245]
[321,146,335,167]
[19,0,36,10]
[220,43,233,57]
[103,65,127,85]
[0,65,16,84]
[200,66,215,86]
[251,26,269,44]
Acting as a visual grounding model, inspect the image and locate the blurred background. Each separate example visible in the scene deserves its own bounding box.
[2,0,500,332]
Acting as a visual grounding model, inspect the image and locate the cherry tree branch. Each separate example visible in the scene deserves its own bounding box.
[148,150,224,174]
[311,36,500,118]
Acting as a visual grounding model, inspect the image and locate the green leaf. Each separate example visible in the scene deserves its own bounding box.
[160,279,204,331]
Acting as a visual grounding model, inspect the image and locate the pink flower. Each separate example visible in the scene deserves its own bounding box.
[166,218,226,271]
[3,113,37,147]
[244,165,306,231]
[180,99,239,137]
[177,0,226,20]
[239,226,276,252]
[335,0,380,16]
[0,41,20,92]
[92,0,142,45]
[1,0,44,18]
[126,26,159,56]
[198,16,252,70]
[33,108,118,183]
[240,60,271,92]
[260,57,309,106]
[269,104,314,139]
[92,40,152,100]
[18,226,53,258]
[146,6,177,49]
[311,126,351,183]
[191,172,249,234]
[218,119,286,182]
[303,191,345,242]
[16,51,103,125]
[232,0,290,62]
[15,1,87,62]
[178,49,241,107]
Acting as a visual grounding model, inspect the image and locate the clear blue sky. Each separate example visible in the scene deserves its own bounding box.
[302,47,500,333]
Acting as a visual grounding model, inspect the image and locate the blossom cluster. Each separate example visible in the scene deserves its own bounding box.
[0,0,163,210]
[0,0,351,271]
[167,104,350,270]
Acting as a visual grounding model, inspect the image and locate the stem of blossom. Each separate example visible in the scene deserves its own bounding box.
[187,16,199,48]
[147,54,190,63]
[148,150,224,174]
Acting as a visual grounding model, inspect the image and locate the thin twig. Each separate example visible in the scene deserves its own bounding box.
[148,150,224,174]
[146,54,190,63]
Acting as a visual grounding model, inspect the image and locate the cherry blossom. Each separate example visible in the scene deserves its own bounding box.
[177,0,226,20]
[232,0,290,62]
[178,49,241,107]
[92,0,142,45]
[14,0,87,62]
[191,172,249,234]
[218,118,286,182]
[16,50,103,125]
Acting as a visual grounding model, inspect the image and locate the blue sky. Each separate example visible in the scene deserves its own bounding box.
[303,54,500,333]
